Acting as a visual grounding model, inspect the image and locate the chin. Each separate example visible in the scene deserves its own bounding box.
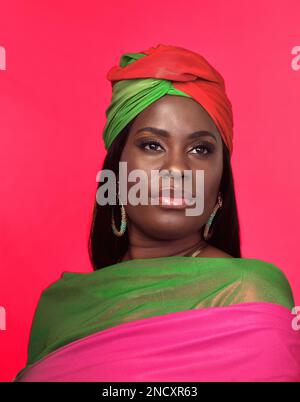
[142,217,195,240]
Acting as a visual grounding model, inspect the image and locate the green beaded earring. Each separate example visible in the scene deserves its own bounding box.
[111,182,127,237]
[203,192,223,241]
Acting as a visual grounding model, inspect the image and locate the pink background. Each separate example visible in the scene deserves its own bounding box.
[0,0,299,382]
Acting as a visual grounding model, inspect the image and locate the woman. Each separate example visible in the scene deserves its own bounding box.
[14,44,300,382]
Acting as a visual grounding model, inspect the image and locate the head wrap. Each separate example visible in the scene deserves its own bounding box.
[103,44,234,156]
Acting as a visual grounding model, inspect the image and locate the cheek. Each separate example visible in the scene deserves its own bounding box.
[120,146,153,177]
[204,167,222,195]
[192,159,222,212]
[119,153,156,196]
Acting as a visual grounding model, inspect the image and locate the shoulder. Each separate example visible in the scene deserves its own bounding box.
[241,258,292,286]
[197,250,295,310]
[26,273,83,365]
[239,258,295,309]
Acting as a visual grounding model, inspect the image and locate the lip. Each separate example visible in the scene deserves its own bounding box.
[150,187,195,209]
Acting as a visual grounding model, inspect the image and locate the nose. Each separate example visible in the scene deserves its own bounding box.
[152,145,193,194]
[158,152,190,180]
[158,157,191,188]
[159,166,184,178]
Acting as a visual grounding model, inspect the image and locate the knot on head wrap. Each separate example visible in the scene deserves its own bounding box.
[103,44,234,156]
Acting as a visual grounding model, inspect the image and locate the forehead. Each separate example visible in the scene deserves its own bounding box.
[130,95,219,135]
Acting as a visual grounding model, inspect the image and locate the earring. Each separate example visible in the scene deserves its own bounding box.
[203,192,223,241]
[111,184,127,237]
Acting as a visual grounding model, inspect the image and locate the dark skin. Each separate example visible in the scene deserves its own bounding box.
[119,95,233,261]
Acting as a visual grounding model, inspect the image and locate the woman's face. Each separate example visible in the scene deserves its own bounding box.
[119,94,223,241]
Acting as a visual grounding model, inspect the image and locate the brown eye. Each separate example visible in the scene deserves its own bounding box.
[138,140,164,152]
[190,143,214,156]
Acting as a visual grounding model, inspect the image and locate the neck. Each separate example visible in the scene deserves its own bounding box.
[120,223,207,262]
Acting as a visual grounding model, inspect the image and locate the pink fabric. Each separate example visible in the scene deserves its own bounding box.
[16,302,300,382]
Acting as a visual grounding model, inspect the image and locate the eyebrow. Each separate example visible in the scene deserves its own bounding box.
[135,126,217,142]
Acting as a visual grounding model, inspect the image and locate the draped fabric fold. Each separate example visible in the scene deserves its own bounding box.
[15,302,300,382]
[14,257,300,382]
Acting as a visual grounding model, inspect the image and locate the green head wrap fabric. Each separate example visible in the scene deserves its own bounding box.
[103,77,191,150]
